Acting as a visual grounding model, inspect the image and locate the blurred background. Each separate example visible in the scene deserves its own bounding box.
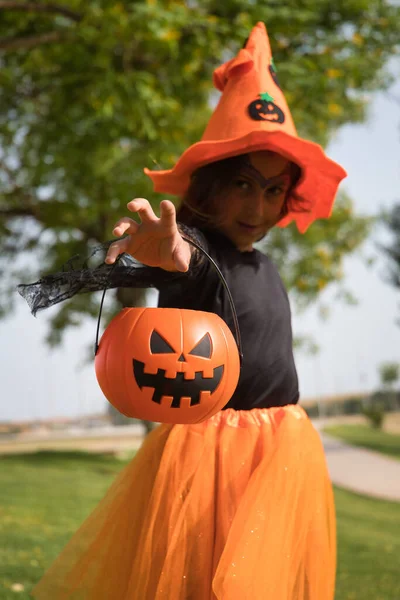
[0,2,399,599]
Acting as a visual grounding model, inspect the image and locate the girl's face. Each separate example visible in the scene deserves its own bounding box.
[216,151,292,251]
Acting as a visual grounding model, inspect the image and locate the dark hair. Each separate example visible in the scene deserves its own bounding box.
[176,154,305,229]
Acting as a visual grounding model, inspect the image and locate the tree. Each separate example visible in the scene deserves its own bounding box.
[381,204,400,316]
[379,362,400,389]
[379,361,400,411]
[1,1,399,343]
[106,402,154,433]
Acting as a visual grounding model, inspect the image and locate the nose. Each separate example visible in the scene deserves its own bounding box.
[247,188,264,216]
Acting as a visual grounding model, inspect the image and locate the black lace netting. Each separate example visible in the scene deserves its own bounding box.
[17,225,206,316]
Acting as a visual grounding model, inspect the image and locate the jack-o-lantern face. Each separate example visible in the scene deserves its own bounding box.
[248,98,285,123]
[95,307,240,424]
[133,330,224,407]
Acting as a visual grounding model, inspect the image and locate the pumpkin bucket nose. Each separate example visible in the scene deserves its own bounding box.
[178,354,185,362]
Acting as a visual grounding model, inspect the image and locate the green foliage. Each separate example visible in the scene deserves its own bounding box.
[341,396,364,415]
[264,193,373,309]
[381,204,400,299]
[362,403,385,429]
[303,403,319,418]
[303,390,400,426]
[379,362,400,388]
[370,390,400,412]
[376,362,400,412]
[1,0,399,341]
[106,402,155,434]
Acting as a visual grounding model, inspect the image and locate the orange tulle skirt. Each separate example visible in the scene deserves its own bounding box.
[32,406,336,600]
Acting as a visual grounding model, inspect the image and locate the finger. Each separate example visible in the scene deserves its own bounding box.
[127,198,157,223]
[112,217,139,237]
[173,241,191,273]
[159,200,177,231]
[105,239,129,264]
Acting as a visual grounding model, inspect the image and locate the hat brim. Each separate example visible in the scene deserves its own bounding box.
[144,130,347,233]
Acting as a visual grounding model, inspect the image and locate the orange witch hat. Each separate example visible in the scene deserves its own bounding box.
[144,22,347,233]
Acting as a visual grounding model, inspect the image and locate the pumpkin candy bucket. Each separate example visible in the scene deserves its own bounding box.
[94,237,242,424]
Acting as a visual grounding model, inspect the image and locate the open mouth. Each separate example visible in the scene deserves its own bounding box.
[132,359,224,408]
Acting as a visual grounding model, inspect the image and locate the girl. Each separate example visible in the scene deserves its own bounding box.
[22,22,346,600]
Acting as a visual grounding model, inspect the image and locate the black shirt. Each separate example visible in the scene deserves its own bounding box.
[158,229,299,411]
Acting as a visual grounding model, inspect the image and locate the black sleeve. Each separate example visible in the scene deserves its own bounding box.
[177,223,210,269]
[17,226,210,316]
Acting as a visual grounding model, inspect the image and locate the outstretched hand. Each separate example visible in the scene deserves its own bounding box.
[105,198,191,272]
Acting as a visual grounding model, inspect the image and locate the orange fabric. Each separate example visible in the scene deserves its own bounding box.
[144,22,347,233]
[32,406,336,600]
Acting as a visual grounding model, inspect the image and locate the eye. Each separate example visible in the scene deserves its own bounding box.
[265,184,285,197]
[234,178,252,191]
[150,330,176,354]
[188,333,212,358]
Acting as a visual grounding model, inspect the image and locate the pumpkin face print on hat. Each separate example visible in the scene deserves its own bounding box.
[248,92,285,123]
[95,307,240,424]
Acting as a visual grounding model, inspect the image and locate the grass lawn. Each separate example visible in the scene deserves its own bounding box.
[1,451,399,600]
[324,424,400,460]
[0,451,132,599]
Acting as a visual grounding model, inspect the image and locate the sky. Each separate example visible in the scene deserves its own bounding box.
[294,75,400,400]
[1,71,399,423]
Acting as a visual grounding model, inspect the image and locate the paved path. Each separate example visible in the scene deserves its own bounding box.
[320,432,400,502]
[0,425,144,455]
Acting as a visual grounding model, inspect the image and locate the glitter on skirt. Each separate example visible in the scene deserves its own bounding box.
[31,405,336,600]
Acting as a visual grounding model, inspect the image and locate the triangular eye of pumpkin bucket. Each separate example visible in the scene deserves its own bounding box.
[189,333,212,358]
[150,330,176,354]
